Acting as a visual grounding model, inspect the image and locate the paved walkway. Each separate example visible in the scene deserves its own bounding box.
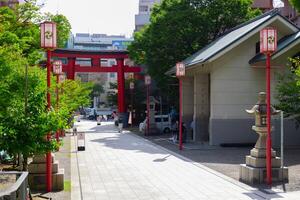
[71,120,300,200]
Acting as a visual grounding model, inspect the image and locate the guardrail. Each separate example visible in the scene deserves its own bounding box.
[0,171,28,200]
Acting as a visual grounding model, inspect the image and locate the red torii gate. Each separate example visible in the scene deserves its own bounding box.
[52,48,141,115]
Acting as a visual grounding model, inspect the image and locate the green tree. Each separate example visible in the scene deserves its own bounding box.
[128,0,260,104]
[0,46,61,170]
[276,58,300,126]
[107,82,118,107]
[289,0,300,12]
[0,0,73,170]
[45,13,72,48]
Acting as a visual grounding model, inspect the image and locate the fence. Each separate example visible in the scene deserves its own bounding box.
[0,171,28,200]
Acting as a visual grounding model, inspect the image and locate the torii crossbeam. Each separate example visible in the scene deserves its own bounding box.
[52,48,141,115]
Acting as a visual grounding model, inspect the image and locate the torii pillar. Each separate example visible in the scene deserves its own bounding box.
[67,57,76,80]
[116,58,126,123]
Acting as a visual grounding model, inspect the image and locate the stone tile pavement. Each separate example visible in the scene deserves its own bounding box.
[70,120,300,200]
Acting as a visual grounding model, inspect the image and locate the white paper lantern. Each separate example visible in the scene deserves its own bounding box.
[53,60,62,75]
[40,21,57,49]
[145,75,151,85]
[260,27,277,54]
[176,62,185,77]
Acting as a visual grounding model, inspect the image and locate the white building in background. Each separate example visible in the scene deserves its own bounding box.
[135,0,161,31]
[67,33,134,107]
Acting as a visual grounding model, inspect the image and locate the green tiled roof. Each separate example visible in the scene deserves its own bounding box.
[166,9,299,75]
[249,31,300,64]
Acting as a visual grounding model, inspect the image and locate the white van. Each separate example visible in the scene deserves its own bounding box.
[139,115,171,133]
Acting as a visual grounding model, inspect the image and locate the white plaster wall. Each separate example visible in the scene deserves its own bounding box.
[210,34,280,120]
[193,74,210,141]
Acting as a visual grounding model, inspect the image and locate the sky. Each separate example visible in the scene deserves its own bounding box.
[39,0,139,38]
[39,0,284,38]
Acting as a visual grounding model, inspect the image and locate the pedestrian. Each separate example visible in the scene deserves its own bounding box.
[73,126,77,136]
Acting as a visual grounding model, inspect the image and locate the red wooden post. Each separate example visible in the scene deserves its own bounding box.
[46,50,52,192]
[146,85,150,135]
[144,75,151,136]
[67,58,76,80]
[260,27,277,185]
[179,78,183,150]
[266,53,272,185]
[176,62,185,150]
[117,58,125,113]
[56,74,59,143]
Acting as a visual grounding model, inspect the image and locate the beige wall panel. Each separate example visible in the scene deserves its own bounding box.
[210,34,282,120]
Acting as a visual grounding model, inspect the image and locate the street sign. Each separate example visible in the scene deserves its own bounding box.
[77,132,85,151]
[145,75,151,85]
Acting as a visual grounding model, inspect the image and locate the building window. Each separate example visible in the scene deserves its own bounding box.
[139,5,148,12]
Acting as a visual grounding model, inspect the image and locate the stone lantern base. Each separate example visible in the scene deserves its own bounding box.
[239,147,288,184]
[28,154,64,191]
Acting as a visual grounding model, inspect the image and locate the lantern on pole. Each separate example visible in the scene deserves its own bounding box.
[40,21,57,49]
[260,27,277,185]
[260,28,277,53]
[176,62,185,150]
[176,62,185,77]
[53,60,62,145]
[59,74,66,82]
[145,75,151,85]
[40,21,57,193]
[53,60,62,75]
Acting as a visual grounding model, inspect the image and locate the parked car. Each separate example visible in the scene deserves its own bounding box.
[139,115,171,133]
[84,108,97,120]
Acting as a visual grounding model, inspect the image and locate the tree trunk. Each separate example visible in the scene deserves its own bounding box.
[22,155,28,171]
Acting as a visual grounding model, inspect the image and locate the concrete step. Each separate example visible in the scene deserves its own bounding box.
[246,155,281,168]
[28,168,64,191]
[239,164,288,184]
[250,148,276,158]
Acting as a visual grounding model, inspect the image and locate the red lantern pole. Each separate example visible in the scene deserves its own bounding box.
[56,74,59,143]
[266,53,272,185]
[46,49,52,192]
[41,21,57,192]
[179,78,183,150]
[176,62,185,150]
[260,27,277,185]
[145,75,151,136]
[146,84,150,136]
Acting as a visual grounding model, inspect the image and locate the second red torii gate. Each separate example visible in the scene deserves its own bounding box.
[52,48,141,114]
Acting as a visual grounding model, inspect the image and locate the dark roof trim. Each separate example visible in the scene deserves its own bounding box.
[249,31,300,64]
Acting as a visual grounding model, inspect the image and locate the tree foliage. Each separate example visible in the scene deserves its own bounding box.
[128,0,260,103]
[276,58,300,126]
[107,82,118,107]
[289,0,300,12]
[0,0,78,170]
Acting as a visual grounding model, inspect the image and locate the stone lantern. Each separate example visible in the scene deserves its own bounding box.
[239,92,288,184]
